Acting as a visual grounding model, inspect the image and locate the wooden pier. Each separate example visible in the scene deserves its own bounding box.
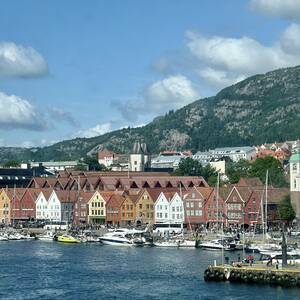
[204,264,300,287]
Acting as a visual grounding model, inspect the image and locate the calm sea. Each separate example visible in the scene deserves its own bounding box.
[0,241,299,300]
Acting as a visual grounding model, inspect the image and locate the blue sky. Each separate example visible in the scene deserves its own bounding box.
[0,0,299,147]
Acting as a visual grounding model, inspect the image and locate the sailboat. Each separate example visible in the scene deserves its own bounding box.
[245,170,281,253]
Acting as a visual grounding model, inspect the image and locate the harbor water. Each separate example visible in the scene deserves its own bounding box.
[0,241,299,300]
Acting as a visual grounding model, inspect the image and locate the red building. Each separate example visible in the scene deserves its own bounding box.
[12,188,41,222]
[183,187,213,227]
[105,194,124,227]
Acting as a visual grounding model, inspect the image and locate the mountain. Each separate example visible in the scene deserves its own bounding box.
[2,65,300,163]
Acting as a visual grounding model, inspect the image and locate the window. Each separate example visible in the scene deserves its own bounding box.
[192,192,195,198]
[190,210,194,216]
[294,179,297,189]
[165,205,168,210]
[139,204,142,209]
[186,202,190,208]
[164,213,167,218]
[187,210,191,216]
[150,205,153,210]
[172,207,175,212]
[176,207,179,212]
[190,202,194,208]
[146,204,150,209]
[157,212,159,218]
[101,202,104,208]
[172,214,175,219]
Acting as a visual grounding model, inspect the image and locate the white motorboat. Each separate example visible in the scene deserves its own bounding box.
[198,239,235,251]
[154,239,195,248]
[8,233,23,240]
[37,231,55,241]
[100,229,145,246]
[0,233,8,241]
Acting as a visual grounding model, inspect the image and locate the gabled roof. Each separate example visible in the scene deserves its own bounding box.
[237,177,263,187]
[106,194,125,208]
[194,187,214,199]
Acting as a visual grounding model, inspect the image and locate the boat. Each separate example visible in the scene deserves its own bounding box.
[259,251,300,265]
[57,234,79,243]
[8,232,23,240]
[100,229,145,246]
[0,233,8,241]
[37,231,55,241]
[198,239,236,251]
[154,239,195,248]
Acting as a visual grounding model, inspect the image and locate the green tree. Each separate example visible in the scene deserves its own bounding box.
[3,160,20,168]
[81,155,107,171]
[225,159,251,184]
[173,157,218,184]
[278,195,295,224]
[249,156,287,187]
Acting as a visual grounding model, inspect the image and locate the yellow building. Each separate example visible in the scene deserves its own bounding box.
[135,189,155,225]
[87,191,107,224]
[0,189,11,225]
[120,194,136,226]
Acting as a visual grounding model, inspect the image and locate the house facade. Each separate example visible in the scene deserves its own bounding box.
[0,189,11,224]
[135,189,155,225]
[35,190,61,221]
[169,192,184,224]
[87,191,106,224]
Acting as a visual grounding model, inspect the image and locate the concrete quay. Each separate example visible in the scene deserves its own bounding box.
[204,264,300,287]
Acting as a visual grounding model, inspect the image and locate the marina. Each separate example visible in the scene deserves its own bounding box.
[0,241,299,299]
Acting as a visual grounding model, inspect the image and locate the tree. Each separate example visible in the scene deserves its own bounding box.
[173,157,218,184]
[81,156,107,171]
[249,156,287,187]
[3,160,20,168]
[225,159,251,184]
[277,195,295,224]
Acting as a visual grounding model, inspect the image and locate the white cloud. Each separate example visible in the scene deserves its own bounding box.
[197,67,246,88]
[75,123,112,138]
[0,91,45,130]
[250,0,300,20]
[185,24,300,88]
[115,75,199,121]
[0,42,48,77]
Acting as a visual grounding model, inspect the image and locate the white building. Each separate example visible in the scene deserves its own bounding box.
[35,190,61,221]
[21,161,87,172]
[154,192,184,224]
[290,151,300,219]
[193,146,256,163]
[154,192,171,223]
[98,151,116,168]
[169,193,184,224]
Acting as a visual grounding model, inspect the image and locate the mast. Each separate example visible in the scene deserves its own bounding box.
[216,172,219,232]
[13,184,16,228]
[265,170,268,237]
[261,185,265,243]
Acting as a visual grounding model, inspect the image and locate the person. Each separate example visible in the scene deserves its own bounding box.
[238,254,241,262]
[267,257,273,266]
[275,260,279,269]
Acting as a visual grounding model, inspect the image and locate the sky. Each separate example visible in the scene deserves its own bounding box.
[1,0,300,147]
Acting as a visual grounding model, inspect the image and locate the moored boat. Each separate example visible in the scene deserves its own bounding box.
[57,234,79,243]
[37,230,55,241]
[198,239,236,251]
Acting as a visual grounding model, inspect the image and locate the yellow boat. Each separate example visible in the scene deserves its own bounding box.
[57,234,79,243]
